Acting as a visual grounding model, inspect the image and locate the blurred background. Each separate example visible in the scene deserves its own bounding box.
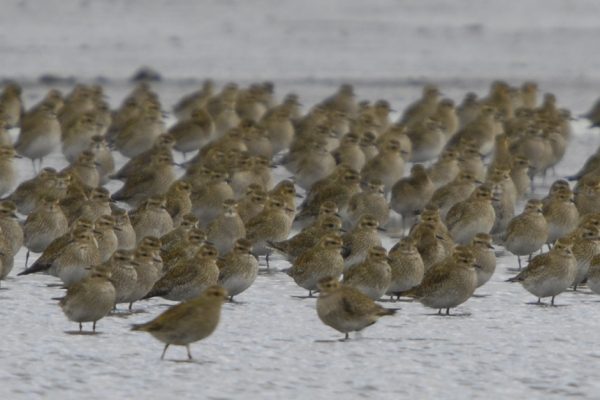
[1,0,599,110]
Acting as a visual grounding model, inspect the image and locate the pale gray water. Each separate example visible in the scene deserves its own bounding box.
[1,1,600,399]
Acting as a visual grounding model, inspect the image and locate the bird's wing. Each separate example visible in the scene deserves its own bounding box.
[138,302,198,332]
[418,265,452,293]
[340,288,380,317]
[444,202,465,229]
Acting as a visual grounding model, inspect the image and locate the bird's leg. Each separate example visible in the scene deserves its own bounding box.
[160,344,170,360]
[537,298,541,304]
[25,250,30,269]
[128,302,133,311]
[265,253,270,269]
[438,309,442,315]
[93,321,97,332]
[445,308,450,315]
[528,253,532,262]
[308,290,313,298]
[573,284,578,291]
[344,333,349,341]
[79,322,82,332]
[186,345,193,360]
[551,296,555,306]
[530,170,538,194]
[517,256,522,270]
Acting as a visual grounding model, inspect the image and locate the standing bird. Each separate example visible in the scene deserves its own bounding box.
[343,246,392,300]
[587,254,600,295]
[467,233,496,288]
[88,135,115,185]
[217,238,259,301]
[285,233,345,297]
[15,104,61,170]
[206,199,246,256]
[23,196,69,267]
[169,108,214,157]
[570,222,600,290]
[503,199,548,269]
[506,238,576,305]
[346,178,389,229]
[165,180,193,228]
[106,250,138,309]
[145,244,219,301]
[543,186,579,246]
[316,276,395,341]
[445,185,495,245]
[130,196,174,244]
[127,246,164,310]
[390,164,435,231]
[0,146,19,197]
[0,201,24,256]
[112,208,137,250]
[6,167,58,215]
[400,84,441,128]
[428,170,480,219]
[0,82,24,128]
[36,229,99,286]
[268,215,342,262]
[245,195,293,266]
[427,149,460,189]
[58,264,116,332]
[93,215,119,263]
[360,138,406,194]
[342,214,383,271]
[112,152,176,207]
[131,286,228,360]
[387,237,425,299]
[403,246,479,315]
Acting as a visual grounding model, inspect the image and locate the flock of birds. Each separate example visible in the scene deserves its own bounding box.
[1,79,600,360]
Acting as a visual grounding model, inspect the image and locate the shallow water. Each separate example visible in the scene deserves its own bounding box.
[2,1,600,399]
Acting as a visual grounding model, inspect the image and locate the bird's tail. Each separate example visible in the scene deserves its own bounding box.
[110,190,126,202]
[18,261,51,276]
[141,291,158,300]
[506,274,523,283]
[293,209,310,221]
[398,288,419,298]
[130,323,149,332]
[266,240,286,254]
[377,307,397,317]
[141,286,166,300]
